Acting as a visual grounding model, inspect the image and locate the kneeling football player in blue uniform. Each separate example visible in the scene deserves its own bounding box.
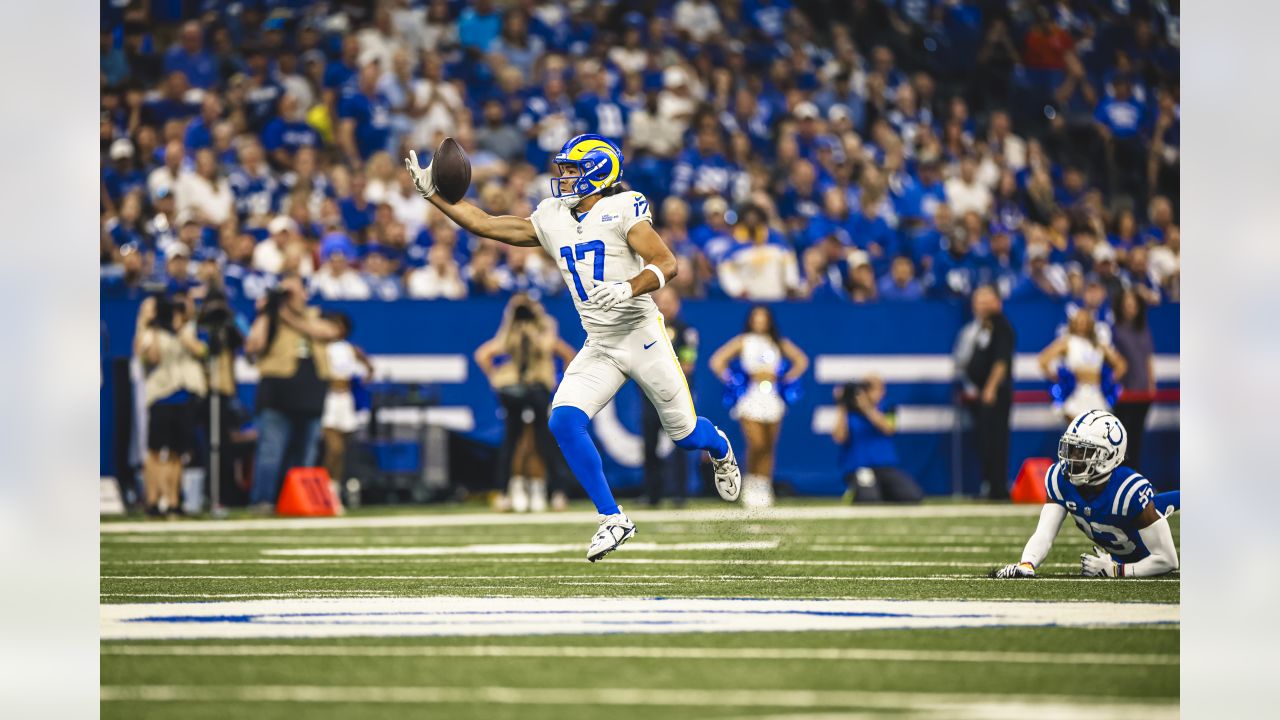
[993,410,1180,579]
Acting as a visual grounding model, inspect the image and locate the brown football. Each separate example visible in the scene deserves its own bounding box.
[432,136,471,204]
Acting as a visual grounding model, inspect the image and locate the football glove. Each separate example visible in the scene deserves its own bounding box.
[1081,546,1121,577]
[404,150,437,199]
[990,562,1036,579]
[587,281,633,311]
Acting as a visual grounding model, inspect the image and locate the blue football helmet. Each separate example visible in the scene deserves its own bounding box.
[549,134,624,208]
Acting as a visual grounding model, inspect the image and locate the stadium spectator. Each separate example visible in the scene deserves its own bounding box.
[878,256,924,302]
[147,140,186,202]
[1111,289,1157,465]
[135,295,208,516]
[311,234,371,301]
[717,205,801,301]
[944,156,992,218]
[243,274,342,513]
[955,285,1014,500]
[174,148,233,226]
[406,242,468,299]
[362,244,405,301]
[710,306,809,508]
[831,376,923,504]
[97,0,1180,310]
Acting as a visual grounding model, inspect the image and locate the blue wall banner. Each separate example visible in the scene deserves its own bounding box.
[101,298,1180,496]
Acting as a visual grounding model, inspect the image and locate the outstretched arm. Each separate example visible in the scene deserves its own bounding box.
[992,503,1067,578]
[405,151,539,247]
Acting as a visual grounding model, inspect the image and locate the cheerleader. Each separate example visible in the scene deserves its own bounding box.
[1038,310,1128,423]
[709,306,809,507]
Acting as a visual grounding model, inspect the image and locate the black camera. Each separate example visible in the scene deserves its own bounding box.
[198,288,241,355]
[263,285,289,316]
[512,304,537,323]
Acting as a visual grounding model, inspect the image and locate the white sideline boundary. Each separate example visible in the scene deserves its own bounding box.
[98,684,1177,719]
[101,504,1040,534]
[100,596,1178,640]
[100,643,1178,665]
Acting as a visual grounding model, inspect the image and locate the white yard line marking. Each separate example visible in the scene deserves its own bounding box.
[100,597,1178,640]
[810,545,1008,553]
[259,541,779,557]
[100,643,1178,666]
[103,558,1081,569]
[98,684,1176,719]
[102,573,1173,582]
[101,505,1040,534]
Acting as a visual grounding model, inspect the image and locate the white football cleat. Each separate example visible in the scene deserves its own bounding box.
[586,508,637,562]
[710,429,741,502]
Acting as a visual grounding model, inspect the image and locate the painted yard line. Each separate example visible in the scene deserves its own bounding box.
[103,558,1082,569]
[259,541,779,557]
[101,504,1041,534]
[809,545,1010,553]
[98,684,1175,717]
[101,573,1173,583]
[100,643,1177,666]
[99,530,1034,540]
[102,593,1176,605]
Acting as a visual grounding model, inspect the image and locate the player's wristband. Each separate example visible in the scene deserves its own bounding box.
[643,263,666,289]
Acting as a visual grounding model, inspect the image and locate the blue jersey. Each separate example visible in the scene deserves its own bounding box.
[1044,462,1156,564]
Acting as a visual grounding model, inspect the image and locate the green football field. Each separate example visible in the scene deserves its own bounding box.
[100,501,1179,719]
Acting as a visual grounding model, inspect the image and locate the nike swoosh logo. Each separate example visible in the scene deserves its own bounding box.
[643,341,657,350]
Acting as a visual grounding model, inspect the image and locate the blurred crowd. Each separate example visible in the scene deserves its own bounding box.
[100,0,1180,307]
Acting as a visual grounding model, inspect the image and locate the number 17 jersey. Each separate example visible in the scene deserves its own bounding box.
[530,190,658,335]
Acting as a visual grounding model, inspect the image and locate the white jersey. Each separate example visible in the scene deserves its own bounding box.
[530,190,659,335]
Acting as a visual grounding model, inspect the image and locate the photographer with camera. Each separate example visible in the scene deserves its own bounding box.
[134,293,209,516]
[243,273,341,513]
[830,375,923,504]
[475,294,576,512]
[194,287,250,510]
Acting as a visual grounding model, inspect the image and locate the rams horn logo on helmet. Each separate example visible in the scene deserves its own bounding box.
[550,134,624,208]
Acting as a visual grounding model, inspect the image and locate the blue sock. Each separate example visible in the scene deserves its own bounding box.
[1153,490,1180,516]
[548,406,620,515]
[673,416,729,459]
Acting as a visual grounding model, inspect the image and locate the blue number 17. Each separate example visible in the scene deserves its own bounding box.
[559,240,605,301]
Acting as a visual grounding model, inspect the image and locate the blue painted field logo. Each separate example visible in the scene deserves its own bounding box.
[100,597,1179,641]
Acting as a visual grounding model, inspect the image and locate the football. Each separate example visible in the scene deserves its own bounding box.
[432,136,471,204]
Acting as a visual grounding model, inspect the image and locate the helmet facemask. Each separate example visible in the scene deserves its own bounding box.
[551,161,591,209]
[1058,434,1118,486]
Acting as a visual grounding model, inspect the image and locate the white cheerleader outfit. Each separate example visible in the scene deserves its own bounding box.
[322,341,365,433]
[1061,335,1108,419]
[733,333,786,424]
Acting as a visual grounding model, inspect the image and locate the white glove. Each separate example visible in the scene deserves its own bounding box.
[1081,546,1121,577]
[404,150,436,199]
[587,281,633,311]
[991,562,1036,579]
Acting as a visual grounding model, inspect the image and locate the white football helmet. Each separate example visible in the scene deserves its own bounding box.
[1058,410,1128,486]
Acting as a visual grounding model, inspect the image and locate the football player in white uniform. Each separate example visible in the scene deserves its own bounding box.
[406,134,741,561]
